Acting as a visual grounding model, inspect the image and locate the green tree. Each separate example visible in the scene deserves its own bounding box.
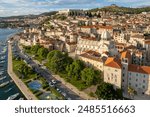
[17,63,31,77]
[37,47,49,59]
[49,52,63,73]
[31,44,42,54]
[128,86,137,98]
[81,68,95,85]
[47,50,62,62]
[81,68,101,86]
[96,83,116,100]
[66,60,84,80]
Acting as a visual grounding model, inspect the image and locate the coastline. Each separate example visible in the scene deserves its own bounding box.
[7,40,37,100]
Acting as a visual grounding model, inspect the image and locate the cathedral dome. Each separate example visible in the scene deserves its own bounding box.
[101,30,111,40]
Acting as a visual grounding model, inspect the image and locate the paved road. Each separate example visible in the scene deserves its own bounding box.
[13,41,82,100]
[7,41,37,100]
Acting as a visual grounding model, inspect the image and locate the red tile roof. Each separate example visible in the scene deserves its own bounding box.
[129,64,150,74]
[121,51,131,60]
[80,25,113,30]
[80,50,102,62]
[105,57,122,69]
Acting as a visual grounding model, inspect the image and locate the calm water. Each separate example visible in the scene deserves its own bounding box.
[0,28,25,100]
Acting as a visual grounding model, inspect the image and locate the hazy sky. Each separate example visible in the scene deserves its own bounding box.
[0,0,150,17]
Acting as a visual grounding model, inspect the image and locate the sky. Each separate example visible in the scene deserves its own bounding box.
[0,0,150,17]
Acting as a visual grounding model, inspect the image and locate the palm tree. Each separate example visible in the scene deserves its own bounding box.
[128,86,137,99]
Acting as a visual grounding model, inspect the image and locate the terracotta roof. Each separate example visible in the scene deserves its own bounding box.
[105,57,122,69]
[80,51,102,62]
[131,35,144,39]
[135,51,143,56]
[98,25,113,30]
[125,45,137,50]
[102,51,109,55]
[81,36,97,41]
[121,51,131,60]
[86,50,101,57]
[80,25,113,30]
[81,25,96,28]
[145,40,150,44]
[66,42,77,45]
[129,64,150,74]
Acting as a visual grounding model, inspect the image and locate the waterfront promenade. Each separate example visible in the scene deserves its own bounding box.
[7,42,37,100]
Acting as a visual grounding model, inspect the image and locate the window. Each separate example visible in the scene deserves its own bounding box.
[135,84,138,87]
[129,77,131,80]
[136,79,138,82]
[143,85,145,89]
[123,67,125,70]
[129,83,131,86]
[123,73,125,77]
[144,75,146,78]
[143,80,145,83]
[136,74,138,76]
[122,79,124,82]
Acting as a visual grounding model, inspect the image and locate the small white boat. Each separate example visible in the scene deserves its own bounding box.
[4,88,12,93]
[0,76,7,80]
[0,71,4,75]
[0,81,9,88]
[0,61,5,64]
[7,93,19,100]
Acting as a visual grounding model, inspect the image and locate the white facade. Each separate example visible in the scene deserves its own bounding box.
[104,66,122,89]
[128,71,150,95]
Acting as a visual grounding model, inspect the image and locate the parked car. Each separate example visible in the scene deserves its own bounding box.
[51,79,57,84]
[49,82,54,87]
[61,92,67,97]
[56,88,61,93]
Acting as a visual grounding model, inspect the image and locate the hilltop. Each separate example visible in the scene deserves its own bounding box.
[90,4,150,14]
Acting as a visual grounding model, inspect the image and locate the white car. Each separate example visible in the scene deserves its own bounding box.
[51,79,57,84]
[49,82,54,87]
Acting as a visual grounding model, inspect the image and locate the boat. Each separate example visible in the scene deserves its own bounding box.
[0,65,4,68]
[0,76,7,80]
[4,88,12,93]
[7,93,19,100]
[0,61,5,64]
[0,72,4,75]
[19,98,24,100]
[0,56,6,59]
[0,81,9,88]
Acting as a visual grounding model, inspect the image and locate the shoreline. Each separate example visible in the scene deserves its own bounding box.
[7,40,37,100]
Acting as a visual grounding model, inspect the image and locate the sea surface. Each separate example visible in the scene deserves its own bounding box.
[0,28,25,100]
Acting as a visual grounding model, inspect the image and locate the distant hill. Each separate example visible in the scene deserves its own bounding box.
[0,11,57,19]
[90,4,150,14]
[39,11,57,16]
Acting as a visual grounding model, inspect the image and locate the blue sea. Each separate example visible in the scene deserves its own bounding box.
[0,28,25,100]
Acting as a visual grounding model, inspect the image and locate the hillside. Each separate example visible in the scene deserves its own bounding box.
[0,11,57,19]
[90,5,150,14]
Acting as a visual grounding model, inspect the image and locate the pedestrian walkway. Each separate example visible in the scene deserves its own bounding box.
[7,42,37,100]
